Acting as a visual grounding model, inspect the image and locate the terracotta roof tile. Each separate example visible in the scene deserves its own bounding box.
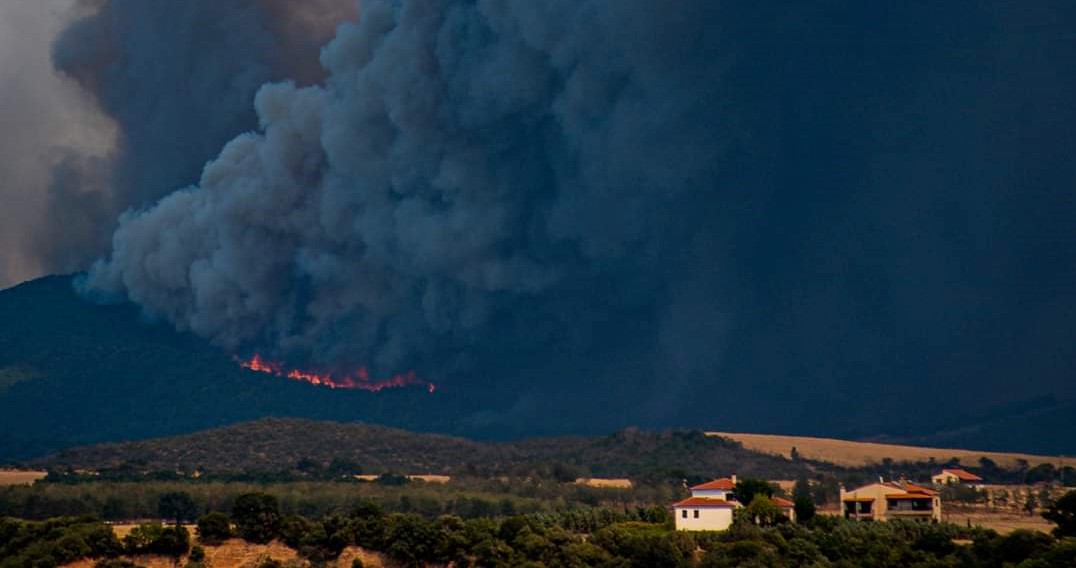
[673,497,739,508]
[886,493,934,500]
[902,483,938,495]
[942,469,983,481]
[690,478,736,491]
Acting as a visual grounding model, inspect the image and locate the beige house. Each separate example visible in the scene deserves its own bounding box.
[841,479,941,522]
[673,475,795,531]
[931,468,983,487]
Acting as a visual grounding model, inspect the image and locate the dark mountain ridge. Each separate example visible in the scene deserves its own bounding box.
[0,275,1073,460]
[0,276,460,460]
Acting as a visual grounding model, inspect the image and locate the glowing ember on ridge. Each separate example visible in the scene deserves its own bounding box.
[237,354,435,393]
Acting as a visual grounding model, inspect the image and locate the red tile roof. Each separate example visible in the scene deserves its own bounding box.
[886,493,934,500]
[690,478,735,491]
[673,497,739,508]
[771,497,794,508]
[902,483,938,496]
[942,469,983,481]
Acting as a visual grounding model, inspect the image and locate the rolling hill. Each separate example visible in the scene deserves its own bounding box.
[29,418,807,480]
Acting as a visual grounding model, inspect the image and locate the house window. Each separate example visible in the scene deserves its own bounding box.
[681,510,687,519]
[693,510,700,518]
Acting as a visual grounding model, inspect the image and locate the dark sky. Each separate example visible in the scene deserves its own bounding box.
[2,1,1075,443]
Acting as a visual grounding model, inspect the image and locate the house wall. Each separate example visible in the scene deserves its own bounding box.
[840,483,894,520]
[691,489,731,500]
[674,506,734,531]
[932,472,959,485]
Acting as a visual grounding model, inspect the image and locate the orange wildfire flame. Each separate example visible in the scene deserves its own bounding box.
[238,354,435,393]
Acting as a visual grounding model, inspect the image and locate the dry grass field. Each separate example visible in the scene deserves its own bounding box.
[945,511,1054,535]
[0,469,47,486]
[353,473,451,483]
[710,432,1060,468]
[575,477,634,488]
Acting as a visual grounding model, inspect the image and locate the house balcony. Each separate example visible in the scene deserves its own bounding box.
[888,509,934,517]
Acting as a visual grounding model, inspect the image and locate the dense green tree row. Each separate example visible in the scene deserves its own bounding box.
[4,486,1075,567]
[0,477,682,522]
[3,491,1076,567]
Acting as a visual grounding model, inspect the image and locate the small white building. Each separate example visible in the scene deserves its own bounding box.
[674,476,739,531]
[673,475,796,531]
[673,496,738,531]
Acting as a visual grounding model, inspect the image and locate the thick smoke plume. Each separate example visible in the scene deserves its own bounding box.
[83,1,1076,435]
[26,0,356,277]
[85,0,739,378]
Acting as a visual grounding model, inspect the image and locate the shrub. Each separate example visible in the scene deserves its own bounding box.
[232,493,282,544]
[157,491,198,523]
[123,523,190,557]
[196,511,233,544]
[1042,490,1076,537]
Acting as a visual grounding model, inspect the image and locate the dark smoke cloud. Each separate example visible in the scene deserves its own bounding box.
[29,0,356,275]
[84,1,1076,437]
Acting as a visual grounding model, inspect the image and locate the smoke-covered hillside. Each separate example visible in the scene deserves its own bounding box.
[0,276,453,460]
[1,276,1074,461]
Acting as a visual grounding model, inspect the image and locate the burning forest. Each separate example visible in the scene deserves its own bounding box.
[237,354,435,393]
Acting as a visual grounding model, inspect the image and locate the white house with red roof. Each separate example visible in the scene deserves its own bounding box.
[841,478,941,522]
[673,475,796,531]
[931,468,983,487]
[672,495,739,531]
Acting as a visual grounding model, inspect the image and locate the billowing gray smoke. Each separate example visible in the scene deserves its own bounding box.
[84,0,738,380]
[82,0,1076,436]
[30,0,356,275]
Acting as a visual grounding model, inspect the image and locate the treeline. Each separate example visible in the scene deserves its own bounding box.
[4,492,1076,568]
[0,477,684,522]
[28,419,806,482]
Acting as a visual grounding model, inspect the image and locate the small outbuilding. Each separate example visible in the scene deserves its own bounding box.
[931,468,983,487]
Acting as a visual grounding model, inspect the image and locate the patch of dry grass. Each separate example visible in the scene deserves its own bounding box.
[0,469,47,486]
[944,511,1054,534]
[352,473,451,483]
[575,477,633,488]
[710,432,1059,468]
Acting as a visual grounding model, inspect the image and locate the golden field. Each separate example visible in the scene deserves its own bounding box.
[0,469,47,486]
[710,432,1061,468]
